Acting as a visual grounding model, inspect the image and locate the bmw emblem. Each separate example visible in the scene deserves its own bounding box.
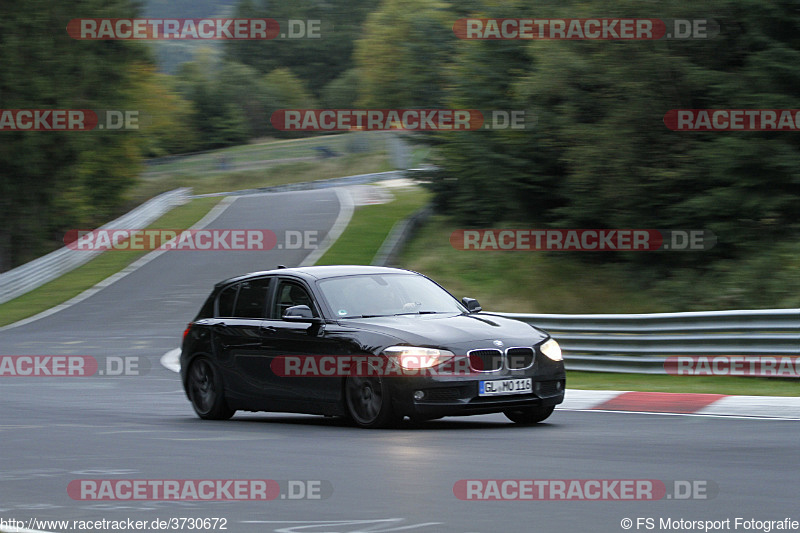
[493,340,504,348]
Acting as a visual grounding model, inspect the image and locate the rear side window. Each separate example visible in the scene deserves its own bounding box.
[216,278,273,318]
[216,284,239,317]
[235,278,272,318]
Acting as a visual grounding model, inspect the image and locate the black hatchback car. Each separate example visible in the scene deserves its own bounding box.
[180,265,565,428]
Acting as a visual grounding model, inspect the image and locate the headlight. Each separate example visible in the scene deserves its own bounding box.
[383,346,455,369]
[540,338,562,361]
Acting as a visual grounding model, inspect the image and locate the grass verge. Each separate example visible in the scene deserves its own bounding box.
[316,186,431,265]
[567,371,799,397]
[0,197,221,327]
[400,215,660,313]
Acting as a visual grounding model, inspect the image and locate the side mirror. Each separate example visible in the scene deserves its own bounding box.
[462,297,482,313]
[283,305,322,323]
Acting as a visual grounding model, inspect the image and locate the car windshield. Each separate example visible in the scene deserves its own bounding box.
[317,273,466,318]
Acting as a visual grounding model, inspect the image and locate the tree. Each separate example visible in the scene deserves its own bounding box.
[355,0,456,108]
[0,0,152,270]
[225,0,374,97]
[133,64,200,157]
[175,52,249,148]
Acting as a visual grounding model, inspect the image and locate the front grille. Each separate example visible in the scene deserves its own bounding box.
[537,380,563,397]
[423,387,462,402]
[468,349,503,372]
[506,347,534,369]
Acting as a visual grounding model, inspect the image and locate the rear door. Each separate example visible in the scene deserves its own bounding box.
[209,277,274,406]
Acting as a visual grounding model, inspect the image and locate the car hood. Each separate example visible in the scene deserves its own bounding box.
[338,312,548,350]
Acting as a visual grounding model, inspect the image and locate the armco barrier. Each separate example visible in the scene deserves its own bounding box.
[192,170,407,198]
[372,205,431,267]
[0,188,190,304]
[494,309,800,373]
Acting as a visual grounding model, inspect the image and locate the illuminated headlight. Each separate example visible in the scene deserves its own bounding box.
[540,339,562,361]
[383,346,455,369]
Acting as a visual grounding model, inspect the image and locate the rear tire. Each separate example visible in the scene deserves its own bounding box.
[187,357,235,420]
[344,376,401,428]
[504,404,555,424]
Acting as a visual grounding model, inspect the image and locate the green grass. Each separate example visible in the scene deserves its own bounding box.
[400,215,658,314]
[0,197,221,327]
[316,186,431,265]
[568,371,799,397]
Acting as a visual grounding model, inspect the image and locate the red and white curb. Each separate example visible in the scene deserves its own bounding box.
[560,389,800,420]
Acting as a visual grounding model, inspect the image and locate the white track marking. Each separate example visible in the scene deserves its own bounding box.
[300,187,354,267]
[160,348,181,373]
[0,197,237,332]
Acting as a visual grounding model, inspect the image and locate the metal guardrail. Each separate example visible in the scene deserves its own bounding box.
[192,171,407,198]
[0,188,191,305]
[372,205,432,267]
[494,309,800,373]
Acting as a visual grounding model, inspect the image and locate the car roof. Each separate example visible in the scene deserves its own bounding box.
[214,265,418,288]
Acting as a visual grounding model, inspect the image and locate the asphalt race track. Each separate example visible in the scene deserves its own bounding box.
[1,188,798,533]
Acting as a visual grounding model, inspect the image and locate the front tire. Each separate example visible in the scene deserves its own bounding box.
[504,404,555,424]
[187,357,235,420]
[344,376,401,428]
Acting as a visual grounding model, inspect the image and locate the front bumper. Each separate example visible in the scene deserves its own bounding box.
[388,376,566,418]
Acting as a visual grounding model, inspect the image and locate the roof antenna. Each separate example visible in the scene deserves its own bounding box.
[277,265,287,269]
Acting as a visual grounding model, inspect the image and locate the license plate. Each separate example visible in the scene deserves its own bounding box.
[479,378,532,396]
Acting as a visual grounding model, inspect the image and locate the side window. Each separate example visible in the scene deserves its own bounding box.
[216,284,239,317]
[273,281,316,319]
[234,278,273,318]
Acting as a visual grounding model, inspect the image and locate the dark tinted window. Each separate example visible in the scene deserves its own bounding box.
[235,278,272,318]
[273,281,315,318]
[216,284,239,317]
